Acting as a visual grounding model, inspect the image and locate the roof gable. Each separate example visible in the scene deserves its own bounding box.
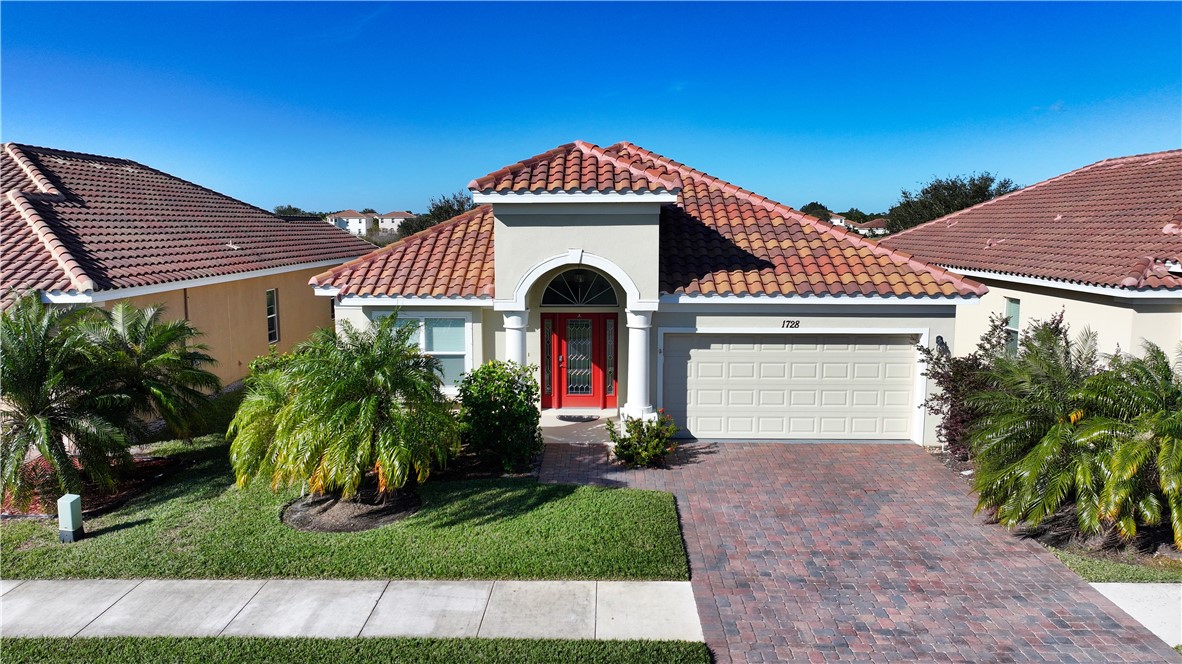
[314,141,985,300]
[1,143,375,306]
[881,150,1182,291]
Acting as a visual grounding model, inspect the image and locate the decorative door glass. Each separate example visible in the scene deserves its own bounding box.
[543,318,552,395]
[605,321,615,395]
[565,319,593,395]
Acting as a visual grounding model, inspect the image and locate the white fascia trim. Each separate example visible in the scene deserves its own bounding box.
[655,325,930,445]
[945,267,1182,300]
[42,258,352,305]
[472,190,679,205]
[659,294,979,306]
[334,295,494,308]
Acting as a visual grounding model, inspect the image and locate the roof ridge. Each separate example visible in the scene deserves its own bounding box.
[467,143,579,192]
[575,140,682,191]
[619,141,987,296]
[889,149,1182,240]
[3,142,137,167]
[5,190,95,292]
[4,144,65,198]
[310,205,492,287]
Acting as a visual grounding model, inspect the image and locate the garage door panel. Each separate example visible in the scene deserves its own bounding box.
[664,333,915,440]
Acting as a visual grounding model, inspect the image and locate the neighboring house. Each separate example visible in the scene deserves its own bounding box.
[881,149,1182,356]
[1,143,376,384]
[376,210,416,234]
[848,218,888,237]
[326,210,375,236]
[311,141,985,444]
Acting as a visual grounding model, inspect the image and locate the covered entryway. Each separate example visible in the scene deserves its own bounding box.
[538,268,620,410]
[662,333,917,440]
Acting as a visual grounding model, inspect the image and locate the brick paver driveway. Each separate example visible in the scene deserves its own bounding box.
[540,442,1179,662]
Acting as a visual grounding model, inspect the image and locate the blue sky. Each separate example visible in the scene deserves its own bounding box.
[2,2,1179,215]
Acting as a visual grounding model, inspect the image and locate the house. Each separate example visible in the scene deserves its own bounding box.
[881,149,1182,357]
[848,217,888,237]
[311,141,984,443]
[1,143,376,384]
[326,210,375,236]
[376,211,416,234]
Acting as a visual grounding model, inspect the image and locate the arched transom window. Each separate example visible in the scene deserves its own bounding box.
[541,269,618,307]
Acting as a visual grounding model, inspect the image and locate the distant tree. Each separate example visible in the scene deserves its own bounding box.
[396,190,476,239]
[273,204,310,216]
[360,208,377,214]
[886,173,1019,234]
[837,208,887,224]
[799,201,832,222]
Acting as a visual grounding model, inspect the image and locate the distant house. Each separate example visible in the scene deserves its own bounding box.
[376,211,416,234]
[848,218,888,237]
[326,210,375,236]
[1,143,376,384]
[881,149,1181,356]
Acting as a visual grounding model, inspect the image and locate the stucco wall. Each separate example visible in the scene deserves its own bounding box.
[492,204,662,305]
[112,266,335,385]
[954,278,1182,356]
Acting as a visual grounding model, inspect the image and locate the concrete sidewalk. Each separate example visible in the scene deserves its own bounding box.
[0,579,703,642]
[1092,582,1182,647]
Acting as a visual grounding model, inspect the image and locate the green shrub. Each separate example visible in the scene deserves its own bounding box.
[457,361,543,471]
[607,411,679,467]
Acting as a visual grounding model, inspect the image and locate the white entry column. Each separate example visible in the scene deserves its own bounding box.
[504,310,528,365]
[623,310,655,419]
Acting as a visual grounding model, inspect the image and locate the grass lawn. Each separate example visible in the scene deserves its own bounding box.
[1049,546,1182,583]
[0,637,712,664]
[0,436,688,580]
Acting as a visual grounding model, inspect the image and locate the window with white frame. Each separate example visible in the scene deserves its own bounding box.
[265,289,280,344]
[374,312,471,390]
[1004,297,1020,355]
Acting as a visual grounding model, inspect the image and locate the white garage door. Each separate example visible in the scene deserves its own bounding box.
[662,333,917,440]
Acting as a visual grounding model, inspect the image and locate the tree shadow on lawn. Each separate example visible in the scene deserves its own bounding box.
[85,518,152,539]
[417,479,580,529]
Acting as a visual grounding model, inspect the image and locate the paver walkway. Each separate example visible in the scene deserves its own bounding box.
[539,442,1181,663]
[0,579,703,641]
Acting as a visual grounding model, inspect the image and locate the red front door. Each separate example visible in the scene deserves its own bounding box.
[541,313,617,409]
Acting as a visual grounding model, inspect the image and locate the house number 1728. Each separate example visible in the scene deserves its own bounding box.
[781,320,801,328]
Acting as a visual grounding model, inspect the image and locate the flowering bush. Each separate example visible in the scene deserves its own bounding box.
[606,411,679,467]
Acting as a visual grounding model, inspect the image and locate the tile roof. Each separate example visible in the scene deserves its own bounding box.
[314,141,985,300]
[380,211,415,218]
[880,150,1182,291]
[329,209,368,218]
[310,205,495,298]
[1,143,375,307]
[850,218,888,230]
[468,140,683,194]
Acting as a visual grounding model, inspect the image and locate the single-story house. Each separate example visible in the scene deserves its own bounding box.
[311,141,985,443]
[881,149,1182,356]
[848,217,888,237]
[1,143,376,384]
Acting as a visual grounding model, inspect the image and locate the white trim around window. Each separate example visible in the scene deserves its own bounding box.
[370,310,473,396]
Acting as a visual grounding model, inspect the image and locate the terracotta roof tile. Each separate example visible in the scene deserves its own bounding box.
[315,141,985,300]
[881,150,1182,291]
[1,143,375,307]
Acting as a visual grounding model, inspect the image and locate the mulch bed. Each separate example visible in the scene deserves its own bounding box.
[1,455,181,519]
[282,485,422,533]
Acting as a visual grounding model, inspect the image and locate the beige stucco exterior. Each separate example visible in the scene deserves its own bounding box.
[106,266,336,385]
[491,202,663,307]
[953,276,1182,357]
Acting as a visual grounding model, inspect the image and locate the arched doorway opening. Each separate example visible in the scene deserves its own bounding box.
[539,268,620,410]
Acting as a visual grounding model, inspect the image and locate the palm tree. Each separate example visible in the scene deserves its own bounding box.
[0,294,129,506]
[1077,342,1182,546]
[229,315,458,499]
[968,318,1102,533]
[78,303,220,442]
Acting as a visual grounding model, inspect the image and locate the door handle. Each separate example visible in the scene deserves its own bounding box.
[559,355,565,366]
